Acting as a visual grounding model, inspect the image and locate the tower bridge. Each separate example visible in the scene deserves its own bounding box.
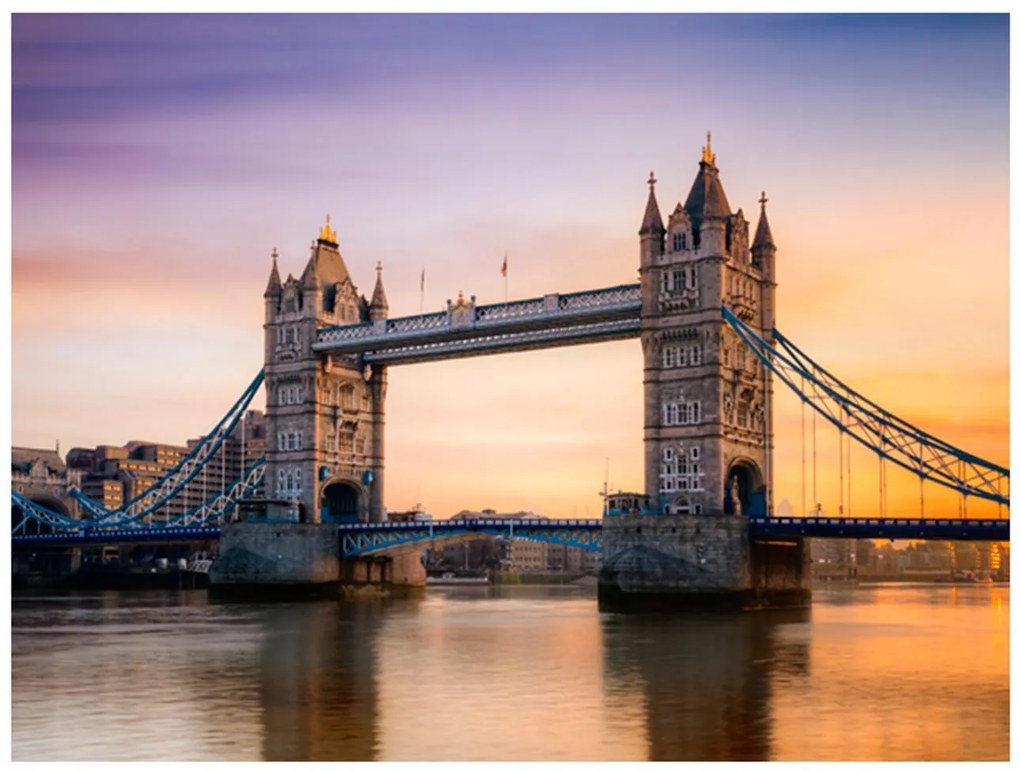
[12,137,1009,608]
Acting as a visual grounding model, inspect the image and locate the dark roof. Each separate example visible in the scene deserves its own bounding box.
[639,185,665,236]
[369,265,389,311]
[265,251,282,296]
[753,205,775,249]
[12,447,65,474]
[684,160,732,231]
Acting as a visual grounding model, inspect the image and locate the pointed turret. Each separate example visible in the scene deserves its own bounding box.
[752,191,775,250]
[639,171,666,236]
[684,131,732,232]
[264,248,282,297]
[369,261,389,321]
[300,240,320,289]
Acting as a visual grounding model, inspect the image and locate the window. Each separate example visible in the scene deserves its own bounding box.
[673,270,686,291]
[689,267,697,289]
[659,445,703,494]
[672,232,687,251]
[678,347,688,367]
[737,401,749,429]
[688,402,701,423]
[664,347,675,368]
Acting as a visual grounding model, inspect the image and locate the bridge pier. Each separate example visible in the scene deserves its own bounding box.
[209,522,343,596]
[340,549,426,593]
[598,514,810,611]
[208,522,425,596]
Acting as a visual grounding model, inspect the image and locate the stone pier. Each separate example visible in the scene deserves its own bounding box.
[209,522,425,597]
[598,514,810,611]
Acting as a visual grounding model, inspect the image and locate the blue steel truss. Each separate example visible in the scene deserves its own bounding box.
[314,284,642,364]
[722,307,1009,508]
[68,370,265,522]
[338,519,604,557]
[12,459,265,535]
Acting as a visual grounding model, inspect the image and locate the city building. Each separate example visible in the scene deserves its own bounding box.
[12,446,81,525]
[63,410,267,522]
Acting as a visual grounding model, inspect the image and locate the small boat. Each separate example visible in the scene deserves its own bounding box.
[425,571,489,586]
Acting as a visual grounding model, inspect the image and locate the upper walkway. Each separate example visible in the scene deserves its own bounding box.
[313,284,641,364]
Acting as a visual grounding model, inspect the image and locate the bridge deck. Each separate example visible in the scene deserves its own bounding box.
[12,516,1008,549]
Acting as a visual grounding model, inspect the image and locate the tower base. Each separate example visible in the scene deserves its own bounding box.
[597,514,810,612]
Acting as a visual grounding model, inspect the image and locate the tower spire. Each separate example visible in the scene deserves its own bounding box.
[639,171,665,236]
[369,260,389,320]
[318,213,338,245]
[753,190,775,249]
[264,247,282,296]
[701,131,716,166]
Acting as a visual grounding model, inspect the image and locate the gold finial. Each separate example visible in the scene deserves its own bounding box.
[759,191,768,208]
[319,213,338,243]
[701,131,716,166]
[648,171,657,190]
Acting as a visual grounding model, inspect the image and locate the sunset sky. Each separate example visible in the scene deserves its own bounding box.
[10,14,1009,519]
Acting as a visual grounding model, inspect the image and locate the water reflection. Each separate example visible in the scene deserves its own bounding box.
[601,608,810,760]
[11,584,1008,761]
[253,600,382,761]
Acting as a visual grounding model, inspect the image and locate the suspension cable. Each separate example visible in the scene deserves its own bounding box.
[839,407,845,517]
[801,373,806,517]
[812,390,818,514]
[920,476,925,519]
[847,430,852,518]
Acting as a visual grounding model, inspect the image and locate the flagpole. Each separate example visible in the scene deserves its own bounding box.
[502,251,508,305]
[419,267,425,316]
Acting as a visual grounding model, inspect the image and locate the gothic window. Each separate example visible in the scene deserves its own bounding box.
[737,399,750,429]
[678,347,688,367]
[664,346,676,368]
[339,432,354,457]
[687,402,701,424]
[295,431,303,450]
[339,385,356,411]
[689,267,697,289]
[691,345,702,366]
[673,270,686,291]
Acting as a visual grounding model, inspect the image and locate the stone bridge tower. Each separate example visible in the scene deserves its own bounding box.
[599,136,809,610]
[263,216,388,524]
[639,135,776,517]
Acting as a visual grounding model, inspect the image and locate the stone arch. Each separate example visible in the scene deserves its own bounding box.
[724,458,765,516]
[320,477,367,524]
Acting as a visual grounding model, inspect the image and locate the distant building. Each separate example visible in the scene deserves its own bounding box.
[63,410,267,522]
[11,446,81,528]
[422,509,600,575]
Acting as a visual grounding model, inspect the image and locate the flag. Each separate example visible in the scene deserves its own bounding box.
[501,254,508,278]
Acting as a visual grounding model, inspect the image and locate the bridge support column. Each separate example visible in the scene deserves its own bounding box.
[209,522,342,597]
[368,365,387,523]
[340,549,426,594]
[598,514,810,611]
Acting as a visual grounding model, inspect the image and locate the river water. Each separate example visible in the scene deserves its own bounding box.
[11,583,1009,761]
